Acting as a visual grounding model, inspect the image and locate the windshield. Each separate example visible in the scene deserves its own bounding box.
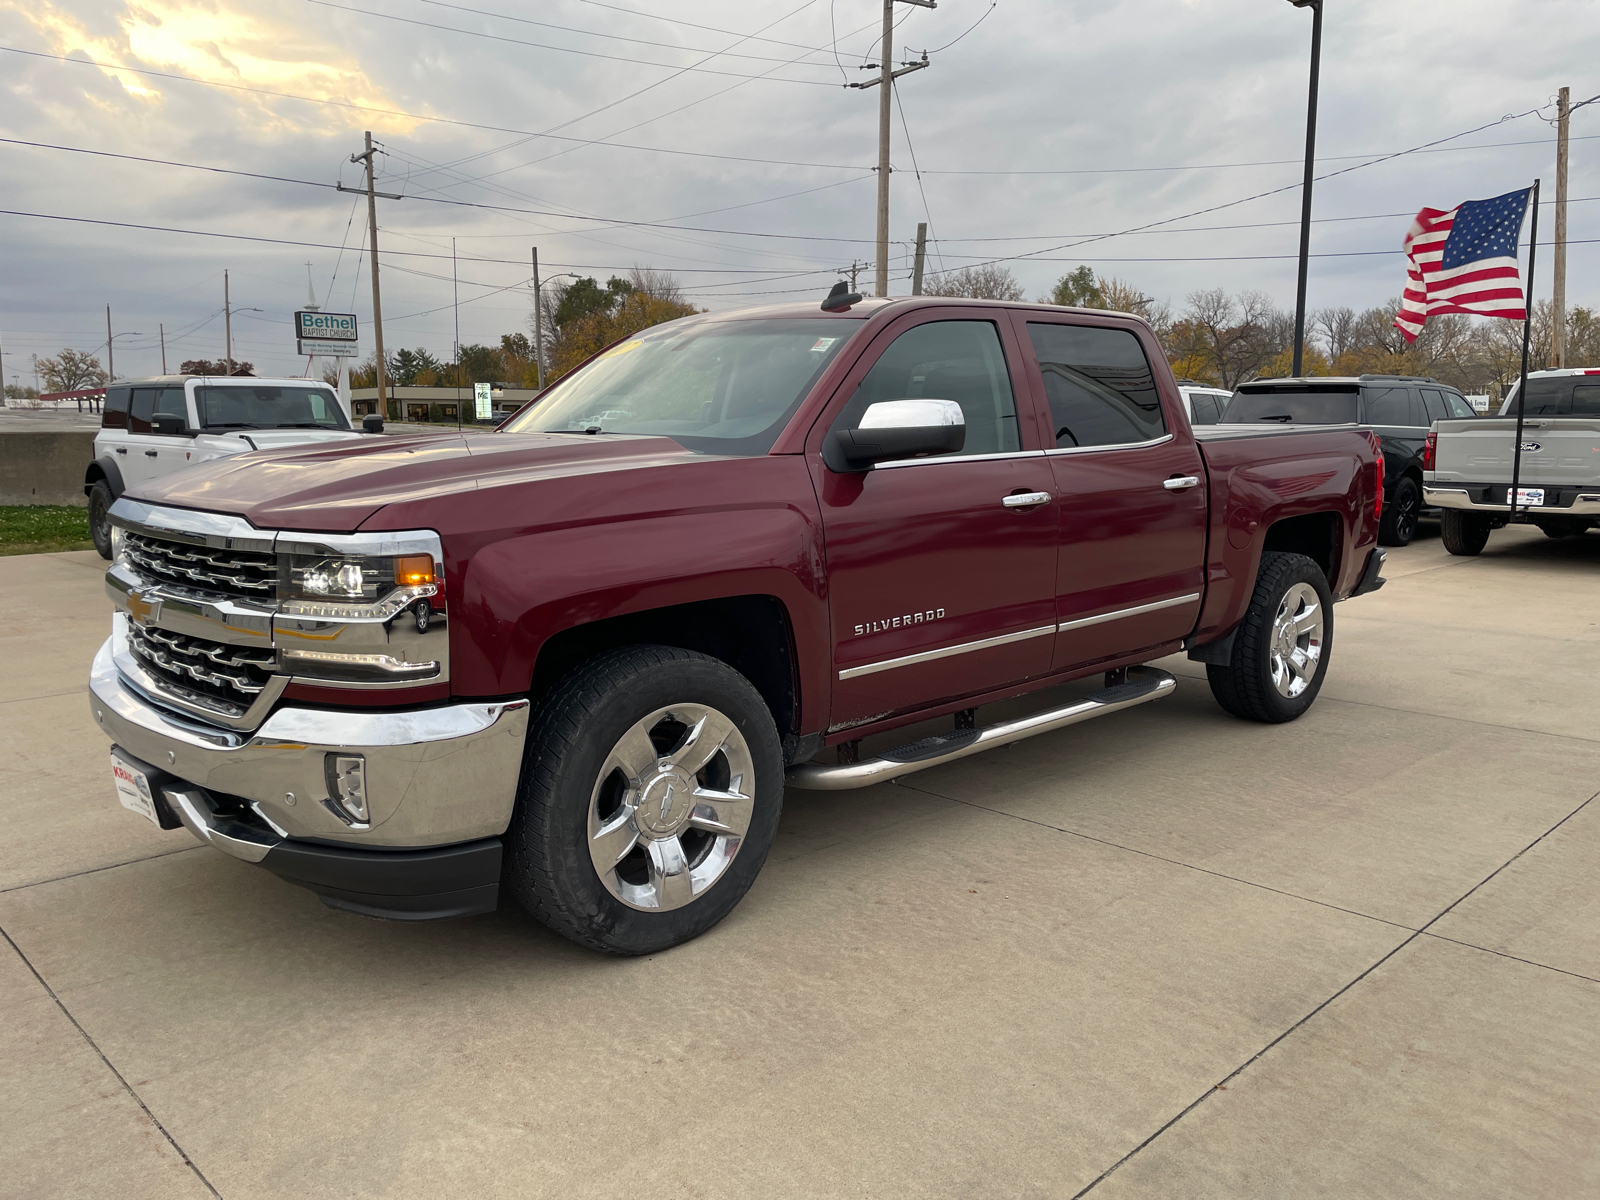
[1499,376,1600,416]
[502,317,859,455]
[197,385,350,430]
[1223,387,1359,425]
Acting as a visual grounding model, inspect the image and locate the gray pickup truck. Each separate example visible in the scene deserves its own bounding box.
[1424,368,1600,554]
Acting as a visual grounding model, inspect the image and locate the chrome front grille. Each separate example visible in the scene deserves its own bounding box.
[123,532,277,600]
[126,624,277,709]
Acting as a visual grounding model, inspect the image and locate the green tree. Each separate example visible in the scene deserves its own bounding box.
[38,349,108,392]
[1045,266,1104,308]
[388,347,440,385]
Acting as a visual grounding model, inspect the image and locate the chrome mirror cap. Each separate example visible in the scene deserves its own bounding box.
[859,398,964,430]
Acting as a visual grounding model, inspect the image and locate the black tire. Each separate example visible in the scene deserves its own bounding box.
[1440,510,1491,556]
[1536,517,1589,539]
[1378,475,1420,546]
[506,645,783,955]
[88,480,115,560]
[1207,551,1333,724]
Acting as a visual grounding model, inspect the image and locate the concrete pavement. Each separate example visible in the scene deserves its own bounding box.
[2,526,1597,1198]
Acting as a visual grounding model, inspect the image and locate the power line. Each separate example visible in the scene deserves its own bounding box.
[304,0,840,85]
[416,0,843,68]
[0,46,864,172]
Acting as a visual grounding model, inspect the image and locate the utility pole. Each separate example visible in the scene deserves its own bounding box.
[911,221,928,295]
[351,132,389,417]
[532,246,544,389]
[105,305,114,381]
[1553,86,1570,369]
[848,0,933,298]
[224,271,234,375]
[1288,0,1323,378]
[160,323,167,374]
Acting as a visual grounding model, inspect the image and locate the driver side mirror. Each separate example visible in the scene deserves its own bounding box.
[825,399,966,472]
[151,414,189,437]
[362,414,385,434]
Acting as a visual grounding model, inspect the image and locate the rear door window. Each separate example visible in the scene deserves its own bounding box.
[1442,392,1476,418]
[128,388,158,434]
[1025,323,1166,448]
[1188,393,1220,424]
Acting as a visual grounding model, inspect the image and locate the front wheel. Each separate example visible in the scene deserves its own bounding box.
[1207,551,1332,724]
[1378,476,1420,546]
[1440,510,1491,556]
[506,645,783,955]
[88,480,114,560]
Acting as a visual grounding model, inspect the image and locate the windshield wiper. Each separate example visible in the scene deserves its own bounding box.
[1255,413,1296,423]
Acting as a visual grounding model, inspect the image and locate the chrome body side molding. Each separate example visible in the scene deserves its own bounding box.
[1059,592,1201,632]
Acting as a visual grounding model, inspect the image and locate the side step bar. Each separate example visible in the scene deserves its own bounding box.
[787,666,1176,791]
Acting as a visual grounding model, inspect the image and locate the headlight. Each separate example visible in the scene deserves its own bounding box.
[280,553,437,606]
[110,525,126,564]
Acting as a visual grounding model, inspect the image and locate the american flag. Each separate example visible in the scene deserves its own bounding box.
[1393,186,1532,342]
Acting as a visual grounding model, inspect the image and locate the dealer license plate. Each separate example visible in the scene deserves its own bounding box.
[1510,487,1545,506]
[110,753,160,825]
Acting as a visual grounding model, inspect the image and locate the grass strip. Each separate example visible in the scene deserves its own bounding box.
[0,505,95,556]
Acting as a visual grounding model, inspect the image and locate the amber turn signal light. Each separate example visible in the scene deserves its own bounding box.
[394,555,436,586]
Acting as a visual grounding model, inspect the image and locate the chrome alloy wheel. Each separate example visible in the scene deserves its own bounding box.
[1269,582,1324,698]
[587,704,755,912]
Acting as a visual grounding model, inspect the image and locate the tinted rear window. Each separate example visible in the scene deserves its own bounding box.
[1222,387,1359,425]
[1506,377,1600,416]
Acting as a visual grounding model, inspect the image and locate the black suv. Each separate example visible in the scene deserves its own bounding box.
[1221,374,1477,546]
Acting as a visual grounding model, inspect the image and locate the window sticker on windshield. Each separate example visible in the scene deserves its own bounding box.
[810,337,839,352]
[599,340,645,360]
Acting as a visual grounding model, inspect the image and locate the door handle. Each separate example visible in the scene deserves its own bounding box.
[1163,475,1201,491]
[1002,491,1052,508]
[114,447,127,455]
[145,450,159,457]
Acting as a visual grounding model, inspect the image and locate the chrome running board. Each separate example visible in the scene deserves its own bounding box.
[787,666,1176,791]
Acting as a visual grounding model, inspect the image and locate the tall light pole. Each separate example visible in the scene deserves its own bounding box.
[1288,0,1323,378]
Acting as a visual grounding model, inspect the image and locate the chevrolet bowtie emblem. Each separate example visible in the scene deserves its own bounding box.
[126,589,162,626]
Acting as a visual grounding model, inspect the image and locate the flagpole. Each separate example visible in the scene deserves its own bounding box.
[1508,178,1541,524]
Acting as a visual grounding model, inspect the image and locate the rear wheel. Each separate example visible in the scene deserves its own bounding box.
[1207,551,1332,724]
[506,645,783,955]
[1440,510,1492,556]
[1378,476,1420,546]
[88,480,114,560]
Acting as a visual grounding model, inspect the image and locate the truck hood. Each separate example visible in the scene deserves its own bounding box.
[128,431,710,531]
[198,428,365,453]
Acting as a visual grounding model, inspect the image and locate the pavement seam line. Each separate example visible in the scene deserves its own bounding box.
[0,845,204,894]
[895,780,1418,933]
[0,687,89,707]
[1418,931,1600,985]
[1065,786,1600,1198]
[0,921,224,1199]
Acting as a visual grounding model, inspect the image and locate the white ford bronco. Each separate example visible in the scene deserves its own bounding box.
[84,375,380,557]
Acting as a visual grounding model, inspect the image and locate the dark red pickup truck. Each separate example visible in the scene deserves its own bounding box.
[90,294,1386,953]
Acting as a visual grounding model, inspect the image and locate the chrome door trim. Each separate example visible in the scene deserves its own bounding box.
[1058,592,1201,632]
[1045,433,1174,457]
[873,449,1047,469]
[1001,491,1052,508]
[838,624,1057,680]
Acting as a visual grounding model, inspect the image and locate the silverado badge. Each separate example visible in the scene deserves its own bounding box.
[125,590,162,626]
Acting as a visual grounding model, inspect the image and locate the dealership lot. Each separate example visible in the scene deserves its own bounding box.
[3,526,1597,1198]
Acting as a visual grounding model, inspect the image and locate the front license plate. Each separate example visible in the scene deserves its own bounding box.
[110,753,160,825]
[1510,487,1545,507]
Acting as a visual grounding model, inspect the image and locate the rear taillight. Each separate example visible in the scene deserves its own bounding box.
[1422,431,1437,472]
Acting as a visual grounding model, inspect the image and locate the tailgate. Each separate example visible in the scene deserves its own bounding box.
[1432,417,1600,487]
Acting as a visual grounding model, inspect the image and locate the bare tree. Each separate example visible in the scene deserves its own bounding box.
[38,349,108,392]
[924,264,1026,301]
[1170,289,1287,388]
[1312,306,1358,361]
[627,266,685,304]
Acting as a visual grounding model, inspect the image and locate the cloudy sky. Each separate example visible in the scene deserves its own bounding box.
[0,0,1593,382]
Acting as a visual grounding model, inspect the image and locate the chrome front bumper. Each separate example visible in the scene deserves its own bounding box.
[90,629,529,850]
[1424,486,1600,515]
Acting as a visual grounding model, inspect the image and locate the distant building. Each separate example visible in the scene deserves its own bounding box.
[350,385,541,425]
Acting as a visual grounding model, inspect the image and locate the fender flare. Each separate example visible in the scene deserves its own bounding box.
[85,456,126,499]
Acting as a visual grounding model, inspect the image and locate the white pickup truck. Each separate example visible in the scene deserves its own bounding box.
[84,375,380,558]
[1424,367,1600,554]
